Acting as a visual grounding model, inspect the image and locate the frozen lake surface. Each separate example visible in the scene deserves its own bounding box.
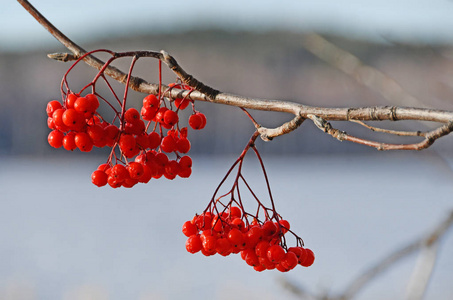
[0,153,452,299]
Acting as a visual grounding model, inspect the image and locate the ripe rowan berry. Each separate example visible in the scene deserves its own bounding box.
[267,245,286,263]
[182,221,198,237]
[124,107,140,123]
[300,248,315,267]
[46,100,62,117]
[75,132,93,152]
[91,170,108,187]
[62,132,77,151]
[47,130,64,148]
[176,137,191,153]
[186,235,203,254]
[127,162,144,180]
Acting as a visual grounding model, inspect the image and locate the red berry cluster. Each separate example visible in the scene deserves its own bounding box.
[182,207,315,272]
[46,87,206,188]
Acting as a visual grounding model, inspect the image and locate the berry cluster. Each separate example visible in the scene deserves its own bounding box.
[182,131,314,272]
[183,208,314,272]
[46,86,206,188]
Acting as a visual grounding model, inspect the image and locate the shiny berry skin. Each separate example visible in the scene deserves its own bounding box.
[280,251,298,270]
[161,135,176,153]
[91,170,108,187]
[267,245,286,263]
[148,132,161,149]
[47,130,64,148]
[189,114,202,130]
[46,100,62,117]
[182,221,198,237]
[176,137,190,153]
[174,97,190,110]
[127,162,144,180]
[300,248,315,267]
[74,96,91,114]
[62,132,77,151]
[227,228,246,249]
[186,235,203,254]
[74,132,93,152]
[62,108,85,130]
[163,110,179,126]
[124,108,140,123]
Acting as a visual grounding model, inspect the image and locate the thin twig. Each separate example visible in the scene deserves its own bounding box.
[350,120,426,137]
[308,114,453,150]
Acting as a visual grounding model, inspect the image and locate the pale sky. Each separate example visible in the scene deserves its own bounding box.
[3,0,453,51]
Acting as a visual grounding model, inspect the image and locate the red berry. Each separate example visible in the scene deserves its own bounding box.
[143,94,160,109]
[104,125,120,147]
[228,206,242,219]
[267,245,286,263]
[300,248,315,267]
[261,220,278,238]
[87,124,105,144]
[154,107,168,124]
[245,226,263,248]
[124,108,141,123]
[62,132,77,151]
[164,160,180,179]
[74,96,91,114]
[110,164,129,182]
[215,238,232,256]
[85,94,100,112]
[47,130,64,148]
[127,162,144,180]
[65,93,78,109]
[280,251,298,270]
[138,165,152,183]
[186,235,203,254]
[46,100,62,117]
[62,108,85,131]
[227,228,246,250]
[182,221,198,237]
[188,114,202,130]
[161,135,176,153]
[163,110,179,126]
[176,137,191,153]
[148,132,161,149]
[141,106,158,121]
[255,241,270,258]
[174,97,191,110]
[278,219,290,234]
[198,112,207,129]
[91,170,108,187]
[52,108,66,128]
[179,156,193,169]
[119,134,136,154]
[74,132,93,152]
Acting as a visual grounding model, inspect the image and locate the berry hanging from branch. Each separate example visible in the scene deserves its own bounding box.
[182,131,315,272]
[45,49,207,188]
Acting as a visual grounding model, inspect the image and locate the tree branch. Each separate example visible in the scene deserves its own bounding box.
[337,210,453,300]
[18,0,453,149]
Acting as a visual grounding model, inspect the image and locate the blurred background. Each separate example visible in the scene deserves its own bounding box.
[1,1,453,299]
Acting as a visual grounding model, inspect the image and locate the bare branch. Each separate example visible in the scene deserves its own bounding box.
[18,0,453,150]
[405,242,439,300]
[308,114,453,150]
[302,33,428,108]
[336,211,453,300]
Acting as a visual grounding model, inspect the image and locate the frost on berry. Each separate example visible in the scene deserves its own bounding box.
[45,49,205,188]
